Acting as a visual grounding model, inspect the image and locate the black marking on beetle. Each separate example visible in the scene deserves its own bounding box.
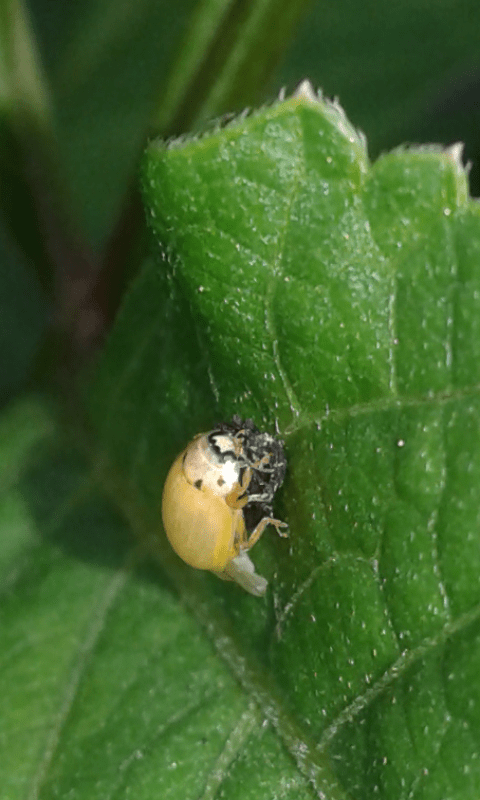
[207,431,237,462]
[194,479,203,490]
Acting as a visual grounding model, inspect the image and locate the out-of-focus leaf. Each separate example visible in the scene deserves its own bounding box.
[0,0,59,289]
[0,0,51,127]
[0,230,47,400]
[29,0,312,248]
[156,0,316,133]
[30,0,198,247]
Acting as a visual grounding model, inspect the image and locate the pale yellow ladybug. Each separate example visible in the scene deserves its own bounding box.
[161,418,287,596]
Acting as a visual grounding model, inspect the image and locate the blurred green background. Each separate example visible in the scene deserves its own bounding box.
[29,0,480,247]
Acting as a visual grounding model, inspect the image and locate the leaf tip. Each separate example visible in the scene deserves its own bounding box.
[445,141,470,205]
[445,141,465,170]
[292,79,319,104]
[289,80,367,159]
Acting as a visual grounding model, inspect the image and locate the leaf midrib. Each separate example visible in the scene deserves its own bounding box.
[283,381,480,439]
[317,596,480,752]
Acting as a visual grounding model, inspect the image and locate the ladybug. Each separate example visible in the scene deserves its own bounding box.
[162,417,287,595]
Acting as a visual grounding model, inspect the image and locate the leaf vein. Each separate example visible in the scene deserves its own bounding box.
[316,597,480,752]
[27,564,133,800]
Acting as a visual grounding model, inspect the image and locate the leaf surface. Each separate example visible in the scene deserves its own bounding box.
[5,89,480,799]
[1,398,319,799]
[101,88,480,797]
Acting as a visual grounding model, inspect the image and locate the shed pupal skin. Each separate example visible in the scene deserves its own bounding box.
[161,419,288,596]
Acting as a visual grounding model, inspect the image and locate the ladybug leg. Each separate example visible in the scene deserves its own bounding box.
[225,467,252,509]
[231,428,248,458]
[240,516,288,550]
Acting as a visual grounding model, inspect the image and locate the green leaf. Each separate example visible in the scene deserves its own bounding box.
[1,398,323,799]
[30,0,201,247]
[0,0,60,289]
[32,0,312,249]
[0,229,46,400]
[8,87,480,797]
[156,0,317,133]
[92,87,480,796]
[0,0,51,128]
